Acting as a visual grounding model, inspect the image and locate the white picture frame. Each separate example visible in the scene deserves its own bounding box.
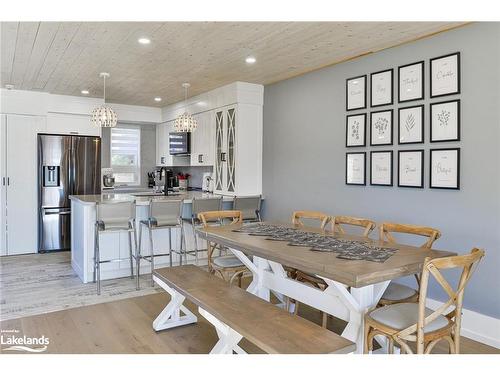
[430,148,460,189]
[398,150,424,188]
[346,75,367,111]
[370,110,393,146]
[430,99,460,142]
[430,52,461,98]
[370,69,393,107]
[398,61,424,103]
[370,151,393,186]
[346,113,366,147]
[346,152,366,185]
[398,105,424,144]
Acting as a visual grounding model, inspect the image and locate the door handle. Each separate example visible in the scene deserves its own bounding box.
[44,210,71,215]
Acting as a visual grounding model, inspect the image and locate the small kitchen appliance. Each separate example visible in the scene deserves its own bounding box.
[102,168,115,189]
[202,172,214,193]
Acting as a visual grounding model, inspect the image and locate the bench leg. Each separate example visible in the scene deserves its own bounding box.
[152,276,198,331]
[198,307,246,354]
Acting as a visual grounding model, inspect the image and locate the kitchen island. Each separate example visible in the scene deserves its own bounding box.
[69,191,235,283]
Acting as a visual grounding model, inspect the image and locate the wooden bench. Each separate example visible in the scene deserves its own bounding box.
[152,265,355,354]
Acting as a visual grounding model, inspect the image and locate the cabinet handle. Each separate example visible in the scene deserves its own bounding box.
[198,154,203,163]
[160,157,166,164]
[2,177,4,186]
[220,152,226,162]
[7,177,10,186]
[70,131,79,135]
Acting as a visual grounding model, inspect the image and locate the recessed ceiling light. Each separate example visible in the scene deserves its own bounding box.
[5,84,14,90]
[154,97,162,102]
[138,38,151,45]
[81,90,89,95]
[245,56,256,64]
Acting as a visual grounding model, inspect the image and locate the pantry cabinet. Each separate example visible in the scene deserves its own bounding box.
[0,114,44,255]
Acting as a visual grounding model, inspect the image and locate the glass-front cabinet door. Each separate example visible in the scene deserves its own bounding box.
[226,107,236,193]
[214,110,224,192]
[214,105,237,194]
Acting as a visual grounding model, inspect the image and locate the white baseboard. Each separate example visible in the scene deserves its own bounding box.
[426,298,500,349]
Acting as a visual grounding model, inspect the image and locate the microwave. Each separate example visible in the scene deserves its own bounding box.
[169,132,191,155]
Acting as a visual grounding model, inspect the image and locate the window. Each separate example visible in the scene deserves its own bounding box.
[110,126,141,186]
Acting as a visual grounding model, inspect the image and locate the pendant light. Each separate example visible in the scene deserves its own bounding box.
[91,72,118,128]
[174,83,197,132]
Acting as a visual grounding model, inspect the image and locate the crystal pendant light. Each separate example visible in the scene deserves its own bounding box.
[91,72,118,128]
[174,83,197,132]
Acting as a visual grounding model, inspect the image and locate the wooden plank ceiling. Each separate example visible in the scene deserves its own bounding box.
[0,22,466,107]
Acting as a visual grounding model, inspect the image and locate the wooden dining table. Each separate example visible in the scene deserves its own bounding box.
[196,222,456,353]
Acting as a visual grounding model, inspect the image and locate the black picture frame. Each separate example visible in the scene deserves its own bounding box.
[398,104,424,145]
[398,149,424,188]
[370,150,393,186]
[345,152,366,186]
[430,52,461,98]
[398,60,424,103]
[430,99,461,143]
[346,75,367,111]
[430,148,460,190]
[370,68,394,108]
[370,109,393,146]
[346,113,367,148]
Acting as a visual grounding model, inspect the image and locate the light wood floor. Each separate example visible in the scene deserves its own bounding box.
[1,290,498,354]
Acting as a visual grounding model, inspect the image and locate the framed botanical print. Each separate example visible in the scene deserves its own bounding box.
[430,148,460,189]
[398,105,424,144]
[430,99,460,142]
[370,109,393,146]
[346,152,366,185]
[370,69,393,107]
[370,151,393,186]
[398,61,424,103]
[430,52,461,98]
[398,150,424,188]
[346,75,367,111]
[346,113,366,147]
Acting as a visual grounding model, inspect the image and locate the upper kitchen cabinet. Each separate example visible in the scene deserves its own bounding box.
[191,110,215,166]
[161,82,263,195]
[46,113,101,137]
[156,120,190,167]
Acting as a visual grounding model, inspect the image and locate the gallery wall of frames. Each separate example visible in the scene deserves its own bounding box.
[345,52,461,190]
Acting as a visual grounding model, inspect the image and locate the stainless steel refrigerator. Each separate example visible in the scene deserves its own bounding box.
[38,134,101,252]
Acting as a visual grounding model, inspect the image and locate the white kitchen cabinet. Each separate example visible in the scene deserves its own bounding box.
[0,114,45,255]
[0,115,6,256]
[190,110,215,166]
[214,104,262,196]
[156,120,190,167]
[47,113,101,136]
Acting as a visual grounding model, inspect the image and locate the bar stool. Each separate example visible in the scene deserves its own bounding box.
[233,195,262,222]
[136,199,185,289]
[183,196,222,265]
[94,200,137,295]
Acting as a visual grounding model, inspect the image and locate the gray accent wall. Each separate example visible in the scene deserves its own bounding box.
[262,23,500,318]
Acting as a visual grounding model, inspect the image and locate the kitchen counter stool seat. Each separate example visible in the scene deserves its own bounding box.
[136,199,185,289]
[233,195,262,222]
[94,201,137,295]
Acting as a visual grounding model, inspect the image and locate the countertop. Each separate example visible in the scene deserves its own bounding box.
[69,190,238,206]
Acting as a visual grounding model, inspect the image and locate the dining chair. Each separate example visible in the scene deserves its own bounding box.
[378,222,442,306]
[291,210,330,229]
[198,210,249,287]
[364,248,485,354]
[330,215,376,237]
[94,200,137,295]
[287,210,330,326]
[233,195,262,222]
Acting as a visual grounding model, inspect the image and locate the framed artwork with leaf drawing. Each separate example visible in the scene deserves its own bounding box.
[398,105,424,144]
[346,113,366,147]
[430,99,460,142]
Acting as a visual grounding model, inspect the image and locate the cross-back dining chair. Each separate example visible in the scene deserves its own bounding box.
[378,222,442,306]
[365,248,485,354]
[287,210,330,326]
[291,210,330,229]
[331,215,376,237]
[198,210,249,287]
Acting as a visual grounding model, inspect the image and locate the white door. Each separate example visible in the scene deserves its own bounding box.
[0,115,6,255]
[5,115,43,255]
